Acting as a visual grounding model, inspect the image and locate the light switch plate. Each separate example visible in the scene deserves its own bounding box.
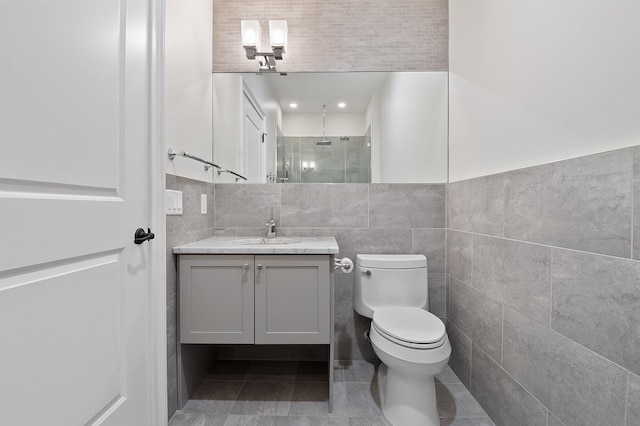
[200,194,207,214]
[166,189,183,215]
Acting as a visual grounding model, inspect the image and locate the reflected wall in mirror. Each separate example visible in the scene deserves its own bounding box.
[212,72,448,183]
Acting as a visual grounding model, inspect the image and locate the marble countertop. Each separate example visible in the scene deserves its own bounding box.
[173,236,339,255]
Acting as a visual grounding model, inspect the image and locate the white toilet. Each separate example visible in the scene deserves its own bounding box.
[354,254,451,426]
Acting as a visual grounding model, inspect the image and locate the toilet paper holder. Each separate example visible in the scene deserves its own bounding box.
[334,257,354,273]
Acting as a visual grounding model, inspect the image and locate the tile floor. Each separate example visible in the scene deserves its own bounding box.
[169,360,495,426]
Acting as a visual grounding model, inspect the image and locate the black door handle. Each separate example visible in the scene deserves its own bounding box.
[134,228,155,244]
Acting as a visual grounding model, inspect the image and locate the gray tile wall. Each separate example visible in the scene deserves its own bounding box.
[166,175,217,417]
[212,0,448,73]
[166,179,446,416]
[213,183,446,363]
[446,146,640,426]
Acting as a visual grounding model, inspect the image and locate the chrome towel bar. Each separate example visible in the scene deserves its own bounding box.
[167,148,220,171]
[168,148,247,181]
[217,168,247,182]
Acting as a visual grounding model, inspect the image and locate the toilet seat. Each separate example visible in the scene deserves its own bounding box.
[372,307,446,349]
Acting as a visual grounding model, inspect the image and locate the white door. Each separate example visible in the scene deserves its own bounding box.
[0,1,157,425]
[243,93,265,182]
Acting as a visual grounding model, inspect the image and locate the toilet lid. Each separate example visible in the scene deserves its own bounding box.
[372,307,446,347]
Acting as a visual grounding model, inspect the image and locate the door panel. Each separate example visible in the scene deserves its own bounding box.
[243,94,264,182]
[0,1,122,189]
[0,0,154,424]
[1,253,123,425]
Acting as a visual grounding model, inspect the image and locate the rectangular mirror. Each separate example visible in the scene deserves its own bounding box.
[213,72,448,183]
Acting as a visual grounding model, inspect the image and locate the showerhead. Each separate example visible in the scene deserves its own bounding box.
[316,104,331,145]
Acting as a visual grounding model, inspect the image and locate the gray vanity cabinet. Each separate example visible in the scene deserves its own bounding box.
[179,254,331,345]
[254,255,330,344]
[179,254,255,344]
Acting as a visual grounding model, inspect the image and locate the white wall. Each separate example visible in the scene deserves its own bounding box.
[165,0,213,182]
[379,72,449,183]
[212,74,244,181]
[282,113,366,136]
[449,0,640,182]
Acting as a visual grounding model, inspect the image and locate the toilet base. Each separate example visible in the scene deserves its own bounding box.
[378,363,440,426]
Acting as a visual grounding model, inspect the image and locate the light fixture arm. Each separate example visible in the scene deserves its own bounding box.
[244,50,278,71]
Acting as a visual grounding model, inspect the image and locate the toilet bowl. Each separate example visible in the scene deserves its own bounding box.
[354,255,451,426]
[370,306,450,425]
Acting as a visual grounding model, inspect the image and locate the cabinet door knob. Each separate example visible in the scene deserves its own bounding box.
[243,263,249,270]
[256,264,263,270]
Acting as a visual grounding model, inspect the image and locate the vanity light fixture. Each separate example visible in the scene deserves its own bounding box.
[241,20,288,72]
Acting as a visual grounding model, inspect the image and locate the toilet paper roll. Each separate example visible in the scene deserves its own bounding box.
[337,257,353,273]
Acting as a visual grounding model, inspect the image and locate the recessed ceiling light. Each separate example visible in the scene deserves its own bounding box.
[338,102,346,108]
[289,102,298,108]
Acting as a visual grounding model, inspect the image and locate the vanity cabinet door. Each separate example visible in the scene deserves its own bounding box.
[254,255,330,344]
[179,255,254,344]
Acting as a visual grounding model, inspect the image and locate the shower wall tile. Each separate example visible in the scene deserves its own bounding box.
[448,277,502,362]
[207,181,445,366]
[333,272,354,318]
[446,230,473,284]
[182,178,213,233]
[168,178,447,416]
[334,315,378,362]
[213,228,238,237]
[628,373,640,426]
[473,235,551,325]
[633,145,640,179]
[280,184,368,228]
[447,147,640,426]
[547,413,566,426]
[167,176,211,235]
[448,174,504,236]
[214,184,280,228]
[504,148,632,258]
[633,180,640,260]
[369,184,445,228]
[471,346,548,426]
[428,272,446,318]
[551,249,640,376]
[412,228,446,273]
[236,227,272,237]
[167,292,178,359]
[276,228,326,238]
[325,228,413,262]
[166,175,218,418]
[502,307,627,426]
[167,351,178,417]
[446,320,472,388]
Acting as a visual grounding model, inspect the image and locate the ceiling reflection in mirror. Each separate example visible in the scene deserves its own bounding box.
[212,72,448,184]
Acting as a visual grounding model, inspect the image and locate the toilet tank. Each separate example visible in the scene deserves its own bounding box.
[354,254,429,319]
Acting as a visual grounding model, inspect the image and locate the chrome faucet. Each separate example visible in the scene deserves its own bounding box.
[265,207,276,238]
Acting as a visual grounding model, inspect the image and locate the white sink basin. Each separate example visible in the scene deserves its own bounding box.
[232,238,301,245]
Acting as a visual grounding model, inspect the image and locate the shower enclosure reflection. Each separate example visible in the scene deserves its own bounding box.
[277,129,371,183]
[212,72,448,184]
